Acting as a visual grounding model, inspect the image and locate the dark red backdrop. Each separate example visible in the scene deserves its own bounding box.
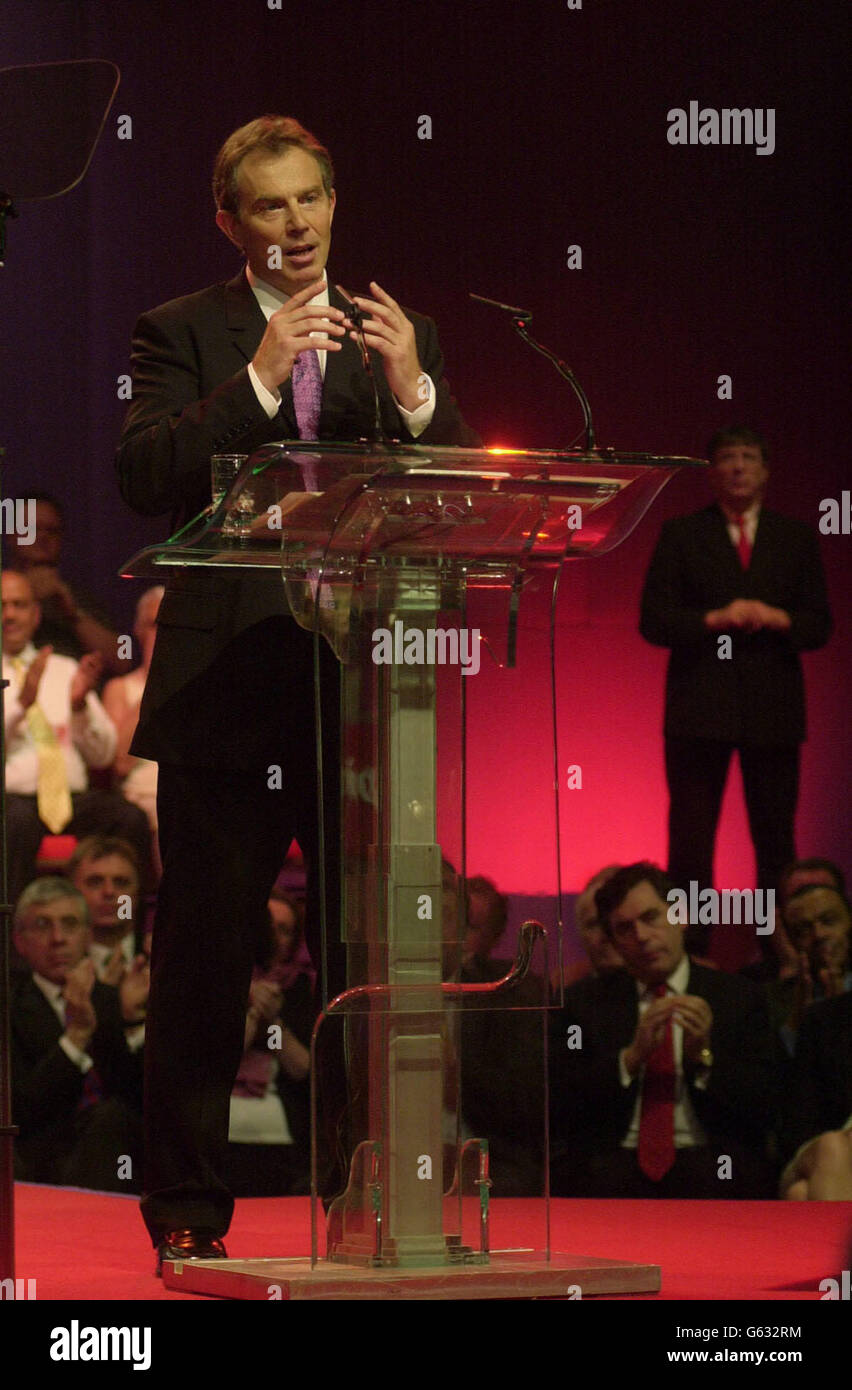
[1,0,847,901]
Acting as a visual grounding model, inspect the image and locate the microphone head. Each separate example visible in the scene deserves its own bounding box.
[346,301,365,330]
[469,290,533,323]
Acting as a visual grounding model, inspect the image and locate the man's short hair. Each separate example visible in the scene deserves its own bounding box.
[67,835,140,881]
[779,857,846,902]
[784,881,851,919]
[576,863,622,927]
[707,426,769,465]
[14,876,89,932]
[213,115,334,215]
[595,861,676,936]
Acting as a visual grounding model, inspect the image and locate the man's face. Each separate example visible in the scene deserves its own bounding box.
[463,890,503,962]
[72,853,139,936]
[784,887,851,976]
[29,501,64,566]
[606,880,684,986]
[710,442,769,514]
[15,896,90,984]
[2,571,41,655]
[216,146,336,296]
[577,900,624,975]
[269,898,298,962]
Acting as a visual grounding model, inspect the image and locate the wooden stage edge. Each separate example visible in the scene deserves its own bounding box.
[162,1252,661,1300]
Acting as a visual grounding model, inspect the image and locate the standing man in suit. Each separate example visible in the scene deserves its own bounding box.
[115,115,478,1268]
[640,427,831,954]
[550,862,776,1198]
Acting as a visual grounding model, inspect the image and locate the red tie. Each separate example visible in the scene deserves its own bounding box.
[735,518,752,569]
[638,983,675,1181]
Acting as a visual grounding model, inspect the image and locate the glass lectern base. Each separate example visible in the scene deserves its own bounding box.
[161,1251,661,1300]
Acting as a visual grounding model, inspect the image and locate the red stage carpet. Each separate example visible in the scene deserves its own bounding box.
[12,1184,851,1301]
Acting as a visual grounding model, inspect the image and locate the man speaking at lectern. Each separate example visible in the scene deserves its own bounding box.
[116,115,478,1268]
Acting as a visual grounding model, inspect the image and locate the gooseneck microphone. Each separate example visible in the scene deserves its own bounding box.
[469,290,596,450]
[336,285,385,444]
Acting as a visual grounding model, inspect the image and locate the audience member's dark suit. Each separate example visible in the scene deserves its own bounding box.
[640,505,831,913]
[459,957,546,1197]
[550,960,777,1197]
[11,973,144,1190]
[116,268,478,1243]
[779,992,852,1162]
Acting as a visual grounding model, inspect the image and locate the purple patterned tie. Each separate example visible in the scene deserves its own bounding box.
[291,348,323,439]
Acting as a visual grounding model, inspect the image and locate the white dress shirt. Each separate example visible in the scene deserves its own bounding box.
[245,269,436,436]
[721,501,761,550]
[228,1065,294,1146]
[619,954,709,1150]
[3,644,117,795]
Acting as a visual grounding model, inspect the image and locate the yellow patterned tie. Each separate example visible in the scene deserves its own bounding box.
[12,655,73,833]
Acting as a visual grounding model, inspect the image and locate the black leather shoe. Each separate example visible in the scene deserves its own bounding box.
[155,1228,228,1277]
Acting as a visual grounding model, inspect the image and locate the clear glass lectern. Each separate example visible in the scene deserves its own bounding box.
[124,441,702,1299]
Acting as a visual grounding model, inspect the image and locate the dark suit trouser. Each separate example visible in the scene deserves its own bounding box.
[665,738,799,949]
[140,752,342,1245]
[16,1096,144,1191]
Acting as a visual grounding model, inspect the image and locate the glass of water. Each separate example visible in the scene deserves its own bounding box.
[210,453,248,508]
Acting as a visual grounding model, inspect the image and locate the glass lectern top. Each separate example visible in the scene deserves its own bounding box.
[121,441,705,582]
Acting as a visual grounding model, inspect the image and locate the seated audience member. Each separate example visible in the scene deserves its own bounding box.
[743,856,847,982]
[224,890,314,1196]
[68,835,146,985]
[461,875,510,974]
[101,587,164,858]
[552,864,624,992]
[11,877,146,1191]
[458,876,547,1197]
[778,991,852,1199]
[768,884,851,1054]
[6,492,123,673]
[550,861,776,1198]
[2,570,152,903]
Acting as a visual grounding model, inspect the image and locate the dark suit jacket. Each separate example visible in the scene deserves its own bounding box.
[779,992,852,1161]
[640,505,831,745]
[459,958,547,1196]
[11,974,144,1179]
[550,960,776,1165]
[116,271,479,768]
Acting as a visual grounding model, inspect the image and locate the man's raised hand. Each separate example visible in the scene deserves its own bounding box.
[18,646,51,710]
[63,957,97,1050]
[338,280,424,411]
[70,652,103,711]
[671,993,713,1062]
[623,996,677,1076]
[252,279,348,393]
